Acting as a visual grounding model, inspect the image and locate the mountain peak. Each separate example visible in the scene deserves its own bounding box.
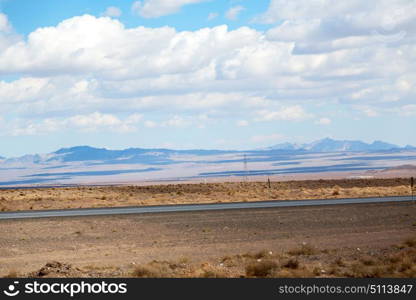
[54,145,103,154]
[269,138,404,152]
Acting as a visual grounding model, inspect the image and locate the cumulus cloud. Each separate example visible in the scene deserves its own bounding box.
[353,105,380,117]
[0,13,20,51]
[0,6,414,137]
[259,0,416,63]
[162,115,190,128]
[132,0,206,18]
[256,106,312,122]
[102,6,122,18]
[225,5,244,20]
[3,112,143,136]
[144,120,158,128]
[0,13,12,33]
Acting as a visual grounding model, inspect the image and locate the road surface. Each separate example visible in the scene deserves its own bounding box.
[0,195,413,220]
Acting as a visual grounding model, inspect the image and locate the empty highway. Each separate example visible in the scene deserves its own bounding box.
[0,195,413,220]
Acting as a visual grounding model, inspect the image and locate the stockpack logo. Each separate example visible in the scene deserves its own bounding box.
[3,281,20,297]
[3,280,127,297]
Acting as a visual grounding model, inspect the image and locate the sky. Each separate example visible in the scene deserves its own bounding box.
[0,0,415,157]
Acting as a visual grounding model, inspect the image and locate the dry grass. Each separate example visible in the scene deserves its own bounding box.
[14,236,416,278]
[288,244,317,256]
[126,237,416,278]
[0,178,412,212]
[129,236,415,278]
[246,260,279,277]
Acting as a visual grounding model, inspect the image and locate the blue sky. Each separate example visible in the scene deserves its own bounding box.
[1,0,272,34]
[0,0,415,157]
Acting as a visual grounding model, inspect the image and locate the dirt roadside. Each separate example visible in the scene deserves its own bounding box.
[1,201,415,277]
[0,178,414,212]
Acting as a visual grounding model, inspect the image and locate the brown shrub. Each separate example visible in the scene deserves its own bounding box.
[201,269,228,278]
[404,238,416,247]
[133,266,160,278]
[288,244,317,256]
[283,259,299,269]
[253,250,272,259]
[245,260,278,277]
[334,257,346,267]
[360,256,376,266]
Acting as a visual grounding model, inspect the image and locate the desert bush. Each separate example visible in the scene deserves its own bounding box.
[132,266,157,277]
[245,260,278,277]
[334,257,346,267]
[288,244,317,256]
[404,238,416,247]
[360,256,376,266]
[283,259,299,269]
[253,250,272,259]
[201,269,228,278]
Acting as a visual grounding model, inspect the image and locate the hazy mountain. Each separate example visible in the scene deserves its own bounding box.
[267,142,302,151]
[1,138,413,166]
[51,146,230,163]
[269,138,405,152]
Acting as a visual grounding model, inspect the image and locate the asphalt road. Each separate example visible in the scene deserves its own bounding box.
[0,195,413,220]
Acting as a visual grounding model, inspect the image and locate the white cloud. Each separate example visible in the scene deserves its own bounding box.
[256,106,312,122]
[259,0,416,58]
[132,0,206,18]
[396,104,416,116]
[144,120,158,128]
[0,10,414,136]
[102,6,122,18]
[162,115,190,128]
[225,5,245,20]
[3,112,143,136]
[0,13,20,51]
[0,13,12,33]
[315,117,331,125]
[354,106,380,117]
[255,0,415,28]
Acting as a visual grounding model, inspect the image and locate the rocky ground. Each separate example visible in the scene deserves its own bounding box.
[1,201,415,278]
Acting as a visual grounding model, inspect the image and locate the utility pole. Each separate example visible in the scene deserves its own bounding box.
[411,177,414,202]
[243,154,248,182]
[267,176,271,188]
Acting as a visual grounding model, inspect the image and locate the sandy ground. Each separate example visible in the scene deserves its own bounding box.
[0,178,414,212]
[1,201,415,277]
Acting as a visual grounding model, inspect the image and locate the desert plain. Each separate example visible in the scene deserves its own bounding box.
[0,177,415,278]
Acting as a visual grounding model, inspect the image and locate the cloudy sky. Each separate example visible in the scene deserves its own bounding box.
[0,0,415,156]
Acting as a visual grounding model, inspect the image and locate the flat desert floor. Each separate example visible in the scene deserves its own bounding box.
[0,201,415,278]
[0,178,414,212]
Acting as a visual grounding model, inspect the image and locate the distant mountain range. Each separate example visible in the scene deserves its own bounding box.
[0,146,231,165]
[0,138,414,164]
[268,138,415,152]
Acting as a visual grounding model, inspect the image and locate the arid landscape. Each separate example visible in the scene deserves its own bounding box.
[0,177,414,212]
[0,201,415,278]
[1,0,416,284]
